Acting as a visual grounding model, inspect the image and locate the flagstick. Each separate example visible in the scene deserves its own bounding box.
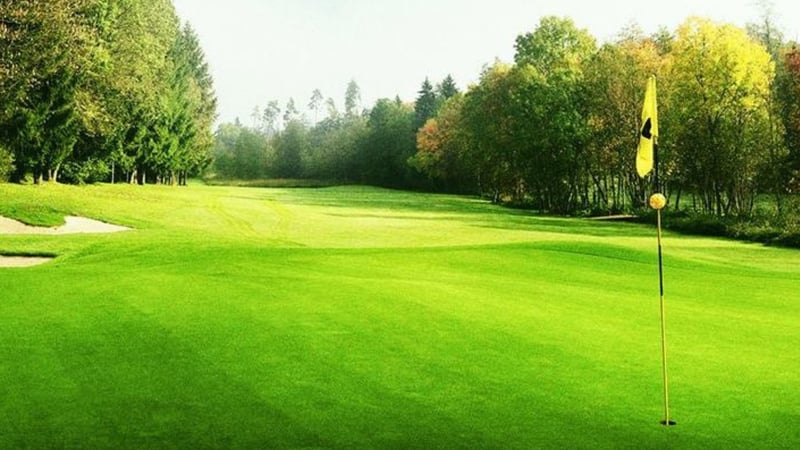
[639,76,673,426]
[652,143,674,427]
[656,208,673,426]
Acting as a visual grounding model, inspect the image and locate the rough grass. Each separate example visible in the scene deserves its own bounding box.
[0,183,798,449]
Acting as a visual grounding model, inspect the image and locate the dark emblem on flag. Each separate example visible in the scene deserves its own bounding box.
[641,118,653,140]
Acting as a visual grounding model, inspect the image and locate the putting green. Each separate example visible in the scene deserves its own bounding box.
[0,183,797,448]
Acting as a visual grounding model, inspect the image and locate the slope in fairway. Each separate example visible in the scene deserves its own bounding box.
[0,183,798,448]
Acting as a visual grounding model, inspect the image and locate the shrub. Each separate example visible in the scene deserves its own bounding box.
[772,231,800,248]
[638,201,800,249]
[0,145,14,182]
[60,159,111,184]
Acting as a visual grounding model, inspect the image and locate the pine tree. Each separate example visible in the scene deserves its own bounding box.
[437,75,459,101]
[414,78,437,130]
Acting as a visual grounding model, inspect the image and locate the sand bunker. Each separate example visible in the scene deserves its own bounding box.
[0,255,55,267]
[0,215,131,235]
[1,215,131,267]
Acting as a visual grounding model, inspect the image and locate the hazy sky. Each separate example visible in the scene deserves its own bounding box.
[171,0,800,125]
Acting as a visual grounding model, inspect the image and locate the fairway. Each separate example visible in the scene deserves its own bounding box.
[1,183,798,449]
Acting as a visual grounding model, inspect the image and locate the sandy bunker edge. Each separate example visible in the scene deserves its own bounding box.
[1,215,132,267]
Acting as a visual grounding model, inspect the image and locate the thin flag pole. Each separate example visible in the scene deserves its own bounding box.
[653,143,673,427]
[656,203,671,426]
[637,75,674,426]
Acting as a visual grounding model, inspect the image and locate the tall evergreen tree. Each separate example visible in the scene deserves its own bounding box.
[0,0,101,182]
[0,0,217,186]
[436,75,459,102]
[414,77,437,131]
[166,22,217,184]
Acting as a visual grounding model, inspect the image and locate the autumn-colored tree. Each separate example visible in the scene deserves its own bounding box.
[410,94,473,193]
[781,46,800,192]
[412,119,444,179]
[670,17,775,215]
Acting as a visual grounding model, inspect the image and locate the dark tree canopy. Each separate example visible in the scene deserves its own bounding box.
[0,0,216,185]
[414,78,437,131]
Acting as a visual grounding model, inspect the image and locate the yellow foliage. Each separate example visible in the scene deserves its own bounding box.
[672,17,774,116]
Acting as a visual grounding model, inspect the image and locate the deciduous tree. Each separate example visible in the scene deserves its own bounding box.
[344,80,361,118]
[309,88,324,123]
[670,17,774,215]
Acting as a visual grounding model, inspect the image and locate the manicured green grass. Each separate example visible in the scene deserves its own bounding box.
[1,183,798,448]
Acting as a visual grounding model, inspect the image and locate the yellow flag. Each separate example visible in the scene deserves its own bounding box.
[637,75,658,178]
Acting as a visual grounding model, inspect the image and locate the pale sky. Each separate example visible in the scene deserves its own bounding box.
[171,0,800,126]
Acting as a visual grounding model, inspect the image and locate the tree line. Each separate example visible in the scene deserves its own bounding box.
[213,14,800,219]
[4,4,800,223]
[211,76,458,189]
[0,0,216,185]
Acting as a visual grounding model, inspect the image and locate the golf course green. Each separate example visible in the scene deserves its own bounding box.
[1,183,798,448]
